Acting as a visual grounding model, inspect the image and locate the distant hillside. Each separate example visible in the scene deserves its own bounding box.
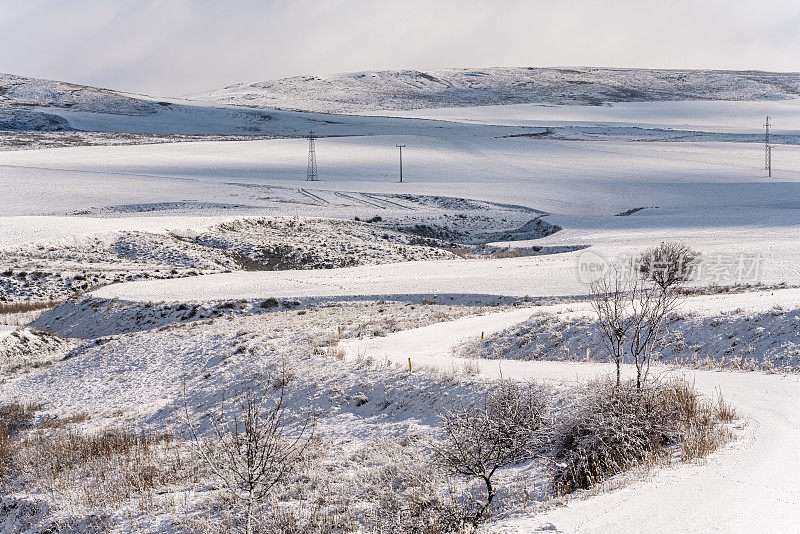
[0,73,167,114]
[0,73,344,136]
[194,67,800,113]
[0,72,173,131]
[2,68,800,137]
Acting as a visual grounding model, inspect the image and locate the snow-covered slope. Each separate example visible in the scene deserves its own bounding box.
[195,67,800,113]
[0,72,441,135]
[0,73,168,115]
[0,72,174,131]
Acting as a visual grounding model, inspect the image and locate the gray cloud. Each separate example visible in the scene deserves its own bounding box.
[1,0,798,97]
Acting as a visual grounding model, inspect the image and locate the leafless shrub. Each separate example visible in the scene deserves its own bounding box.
[551,380,678,494]
[186,435,465,533]
[185,377,314,534]
[590,271,629,385]
[432,381,549,526]
[551,378,735,494]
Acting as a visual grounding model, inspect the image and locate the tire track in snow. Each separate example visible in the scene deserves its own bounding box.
[333,191,386,209]
[360,192,415,210]
[297,188,330,205]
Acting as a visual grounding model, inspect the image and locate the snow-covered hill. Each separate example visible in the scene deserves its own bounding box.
[194,67,800,113]
[4,70,800,142]
[0,73,166,115]
[0,72,392,135]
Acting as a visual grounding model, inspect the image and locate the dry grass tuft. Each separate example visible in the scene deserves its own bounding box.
[0,400,42,436]
[325,345,346,360]
[713,391,738,423]
[41,411,91,429]
[10,426,192,510]
[0,300,60,315]
[661,379,736,460]
[0,400,43,477]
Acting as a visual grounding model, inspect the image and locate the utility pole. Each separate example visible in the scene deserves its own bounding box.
[767,145,772,178]
[306,130,319,181]
[396,144,405,183]
[765,116,772,178]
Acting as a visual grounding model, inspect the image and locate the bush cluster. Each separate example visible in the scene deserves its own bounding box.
[551,379,734,494]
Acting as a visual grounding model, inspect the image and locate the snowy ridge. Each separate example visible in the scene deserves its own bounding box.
[195,67,800,113]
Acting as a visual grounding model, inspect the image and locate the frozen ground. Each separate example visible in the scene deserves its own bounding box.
[0,292,756,532]
[1,300,567,532]
[0,215,480,302]
[3,128,798,216]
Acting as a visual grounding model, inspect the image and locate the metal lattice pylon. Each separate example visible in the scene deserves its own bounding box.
[764,116,772,177]
[765,116,770,170]
[306,131,319,181]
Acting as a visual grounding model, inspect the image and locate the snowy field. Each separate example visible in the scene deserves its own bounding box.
[1,70,799,532]
[3,131,799,297]
[370,99,800,133]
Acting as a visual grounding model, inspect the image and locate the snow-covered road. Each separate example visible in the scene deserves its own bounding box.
[340,307,800,534]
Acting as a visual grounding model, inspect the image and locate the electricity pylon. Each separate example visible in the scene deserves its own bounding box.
[306,131,319,181]
[765,116,772,177]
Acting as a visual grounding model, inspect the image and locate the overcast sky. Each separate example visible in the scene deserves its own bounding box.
[1,0,799,97]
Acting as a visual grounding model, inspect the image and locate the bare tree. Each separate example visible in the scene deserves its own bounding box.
[184,375,314,534]
[431,381,548,526]
[626,273,680,387]
[590,268,631,386]
[591,244,695,388]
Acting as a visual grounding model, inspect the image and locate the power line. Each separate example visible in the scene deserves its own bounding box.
[306,130,319,181]
[396,144,405,183]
